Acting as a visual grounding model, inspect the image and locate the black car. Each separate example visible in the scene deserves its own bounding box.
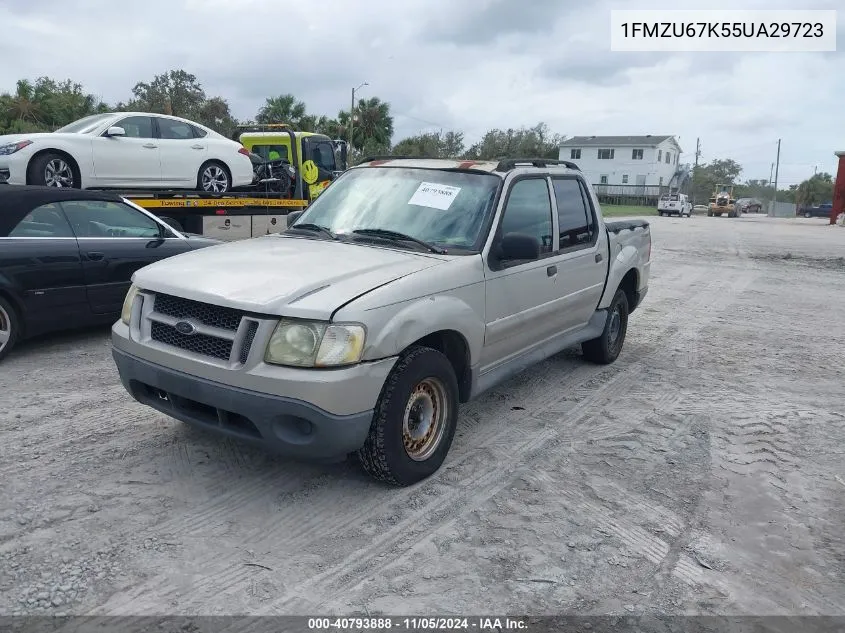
[0,186,221,361]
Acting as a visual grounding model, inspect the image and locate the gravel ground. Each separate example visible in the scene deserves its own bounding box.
[1,214,843,619]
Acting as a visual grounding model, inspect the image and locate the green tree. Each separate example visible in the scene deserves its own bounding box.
[0,76,110,133]
[391,130,465,158]
[351,97,394,152]
[794,172,834,207]
[256,94,307,127]
[464,122,561,160]
[690,158,743,203]
[122,69,207,120]
[196,96,239,139]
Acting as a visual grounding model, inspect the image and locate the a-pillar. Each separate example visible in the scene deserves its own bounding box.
[832,151,845,225]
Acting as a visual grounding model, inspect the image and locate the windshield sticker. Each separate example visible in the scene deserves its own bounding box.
[408,182,461,210]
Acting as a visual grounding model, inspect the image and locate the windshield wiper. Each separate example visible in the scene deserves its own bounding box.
[285,223,338,241]
[352,228,447,254]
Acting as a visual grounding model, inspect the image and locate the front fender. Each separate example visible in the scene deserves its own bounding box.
[359,295,485,365]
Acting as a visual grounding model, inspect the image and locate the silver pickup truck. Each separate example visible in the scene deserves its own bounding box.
[111,157,651,486]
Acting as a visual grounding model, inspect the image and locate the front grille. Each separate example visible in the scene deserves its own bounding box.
[239,321,259,364]
[150,321,233,360]
[153,293,244,331]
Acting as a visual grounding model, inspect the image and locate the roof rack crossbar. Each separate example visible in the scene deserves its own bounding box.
[495,158,581,171]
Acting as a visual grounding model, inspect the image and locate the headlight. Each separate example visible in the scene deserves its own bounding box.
[121,284,140,325]
[264,319,365,367]
[0,140,32,155]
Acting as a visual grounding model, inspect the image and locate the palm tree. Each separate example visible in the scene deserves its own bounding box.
[352,97,393,150]
[256,94,307,127]
[5,79,44,126]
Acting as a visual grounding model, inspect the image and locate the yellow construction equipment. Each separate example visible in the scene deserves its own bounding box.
[708,184,739,217]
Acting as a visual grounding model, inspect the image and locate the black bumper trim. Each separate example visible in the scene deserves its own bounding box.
[112,347,373,461]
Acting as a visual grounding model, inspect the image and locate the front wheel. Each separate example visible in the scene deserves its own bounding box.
[29,152,77,188]
[357,346,459,486]
[198,162,231,193]
[804,212,812,218]
[0,296,21,362]
[582,288,629,365]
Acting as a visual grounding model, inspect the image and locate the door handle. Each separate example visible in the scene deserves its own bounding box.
[87,251,105,261]
[546,265,557,277]
[595,253,603,263]
[142,143,157,149]
[191,144,205,150]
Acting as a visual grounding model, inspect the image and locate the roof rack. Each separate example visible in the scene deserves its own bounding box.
[357,155,436,164]
[495,158,580,171]
[236,123,298,133]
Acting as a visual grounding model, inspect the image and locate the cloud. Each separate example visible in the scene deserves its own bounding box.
[0,0,842,186]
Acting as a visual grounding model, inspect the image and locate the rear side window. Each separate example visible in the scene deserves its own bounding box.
[5,203,75,238]
[552,178,596,249]
[158,118,195,140]
[60,200,162,238]
[190,125,208,138]
[500,178,553,255]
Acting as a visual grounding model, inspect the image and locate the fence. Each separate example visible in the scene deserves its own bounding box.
[589,184,670,207]
[767,201,797,217]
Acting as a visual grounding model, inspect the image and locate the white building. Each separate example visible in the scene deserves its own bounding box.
[559,135,683,187]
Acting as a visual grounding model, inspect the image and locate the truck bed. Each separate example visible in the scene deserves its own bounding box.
[605,219,650,233]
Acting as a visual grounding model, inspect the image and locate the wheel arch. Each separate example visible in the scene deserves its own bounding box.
[27,148,82,188]
[0,287,25,338]
[405,330,473,403]
[197,159,232,190]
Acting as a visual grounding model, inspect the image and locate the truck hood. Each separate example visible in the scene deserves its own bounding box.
[132,235,448,320]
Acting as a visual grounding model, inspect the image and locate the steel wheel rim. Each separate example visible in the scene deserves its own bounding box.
[0,304,11,352]
[608,307,622,348]
[202,166,228,192]
[44,159,73,187]
[402,377,449,462]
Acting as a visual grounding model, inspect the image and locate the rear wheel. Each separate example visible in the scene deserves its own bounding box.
[357,346,459,486]
[804,212,812,218]
[198,162,231,193]
[582,288,629,365]
[0,296,21,362]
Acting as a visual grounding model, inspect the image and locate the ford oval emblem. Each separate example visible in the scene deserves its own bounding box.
[174,320,196,336]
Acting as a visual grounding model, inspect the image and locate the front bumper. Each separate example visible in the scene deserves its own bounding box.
[113,347,376,461]
[0,153,28,185]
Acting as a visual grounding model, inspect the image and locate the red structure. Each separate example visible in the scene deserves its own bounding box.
[832,151,845,225]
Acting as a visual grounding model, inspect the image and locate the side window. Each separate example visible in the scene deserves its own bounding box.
[252,144,290,162]
[190,125,208,138]
[158,118,195,140]
[60,200,164,238]
[115,116,154,139]
[500,178,553,255]
[312,142,336,172]
[552,178,594,250]
[7,203,74,238]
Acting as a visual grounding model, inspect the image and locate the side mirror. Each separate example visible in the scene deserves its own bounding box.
[286,210,304,227]
[498,233,541,262]
[106,126,126,137]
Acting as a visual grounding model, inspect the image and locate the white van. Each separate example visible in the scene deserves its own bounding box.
[658,193,692,217]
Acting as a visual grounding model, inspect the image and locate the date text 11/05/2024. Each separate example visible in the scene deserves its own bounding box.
[620,21,824,38]
[307,617,529,630]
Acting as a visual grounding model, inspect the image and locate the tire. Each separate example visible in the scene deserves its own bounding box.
[197,162,231,193]
[707,211,713,217]
[0,296,21,362]
[804,212,812,218]
[28,152,77,188]
[582,288,629,365]
[357,345,460,486]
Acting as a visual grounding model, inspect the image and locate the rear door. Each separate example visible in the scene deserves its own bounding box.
[155,117,207,186]
[549,176,609,332]
[91,115,161,186]
[59,198,192,315]
[0,201,88,335]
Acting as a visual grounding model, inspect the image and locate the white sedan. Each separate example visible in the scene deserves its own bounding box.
[0,112,254,192]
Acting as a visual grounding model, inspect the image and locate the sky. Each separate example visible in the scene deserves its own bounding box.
[0,0,843,189]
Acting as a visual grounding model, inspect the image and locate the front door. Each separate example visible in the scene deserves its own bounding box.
[59,199,191,314]
[481,177,564,372]
[0,202,88,335]
[91,115,161,186]
[550,177,609,332]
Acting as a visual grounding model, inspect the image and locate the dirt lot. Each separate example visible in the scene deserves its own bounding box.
[1,215,843,619]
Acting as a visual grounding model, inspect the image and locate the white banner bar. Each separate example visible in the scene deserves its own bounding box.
[610,10,837,52]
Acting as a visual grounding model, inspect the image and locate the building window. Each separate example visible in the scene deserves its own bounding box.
[632,149,643,160]
[597,149,614,160]
[600,175,608,184]
[658,149,662,162]
[666,152,671,164]
[659,176,663,186]
[622,174,629,184]
[570,148,581,159]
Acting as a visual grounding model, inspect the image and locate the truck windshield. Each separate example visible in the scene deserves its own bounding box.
[295,167,500,251]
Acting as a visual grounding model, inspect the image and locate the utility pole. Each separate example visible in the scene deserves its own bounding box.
[348,81,368,157]
[691,137,701,203]
[769,162,774,187]
[772,139,781,212]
